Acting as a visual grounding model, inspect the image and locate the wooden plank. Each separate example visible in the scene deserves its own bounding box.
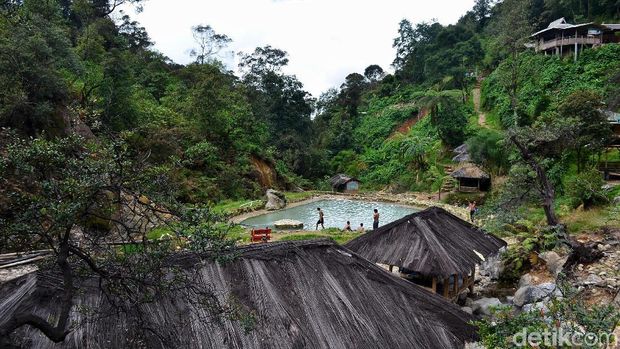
[431,277,437,293]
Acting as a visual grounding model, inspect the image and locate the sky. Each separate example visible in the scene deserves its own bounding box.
[119,0,476,97]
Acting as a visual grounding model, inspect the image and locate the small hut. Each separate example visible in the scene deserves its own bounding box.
[329,174,360,193]
[0,239,478,348]
[345,207,507,301]
[450,163,490,192]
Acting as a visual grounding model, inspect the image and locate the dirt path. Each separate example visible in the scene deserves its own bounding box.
[472,86,487,127]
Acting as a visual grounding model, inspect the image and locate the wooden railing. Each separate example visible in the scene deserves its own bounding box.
[536,36,602,51]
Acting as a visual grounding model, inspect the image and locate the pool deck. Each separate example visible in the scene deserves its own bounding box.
[231,192,469,225]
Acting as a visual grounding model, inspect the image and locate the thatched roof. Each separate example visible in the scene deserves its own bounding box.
[450,163,490,180]
[345,207,507,278]
[329,174,359,187]
[0,239,478,349]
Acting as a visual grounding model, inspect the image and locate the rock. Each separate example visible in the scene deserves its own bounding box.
[613,196,620,204]
[539,251,567,276]
[519,273,534,288]
[506,296,514,305]
[614,290,620,307]
[265,189,287,210]
[465,342,485,349]
[471,297,502,316]
[522,302,549,314]
[513,283,560,307]
[577,264,584,271]
[461,306,473,315]
[273,219,304,229]
[479,252,504,280]
[465,298,474,307]
[581,274,604,286]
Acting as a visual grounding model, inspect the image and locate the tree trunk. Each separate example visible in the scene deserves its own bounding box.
[0,228,74,347]
[510,135,560,226]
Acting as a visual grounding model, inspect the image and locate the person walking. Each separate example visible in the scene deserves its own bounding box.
[316,207,325,230]
[373,209,380,230]
[468,201,477,222]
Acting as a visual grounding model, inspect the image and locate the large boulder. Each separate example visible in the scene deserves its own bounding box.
[273,219,304,229]
[539,251,567,276]
[265,189,287,211]
[471,297,502,316]
[513,283,562,307]
[479,252,504,280]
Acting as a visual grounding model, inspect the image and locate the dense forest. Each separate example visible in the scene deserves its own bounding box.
[1,0,620,347]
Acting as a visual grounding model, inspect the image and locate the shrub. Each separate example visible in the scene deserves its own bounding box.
[565,169,608,209]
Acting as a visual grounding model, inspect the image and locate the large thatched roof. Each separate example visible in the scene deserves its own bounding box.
[345,207,507,278]
[450,163,490,179]
[0,239,477,349]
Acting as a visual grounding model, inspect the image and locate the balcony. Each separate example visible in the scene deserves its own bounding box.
[536,36,602,52]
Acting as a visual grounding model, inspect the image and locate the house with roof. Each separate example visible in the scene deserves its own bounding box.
[599,110,620,179]
[329,173,361,193]
[0,239,478,348]
[531,18,620,60]
[346,207,507,301]
[450,163,491,192]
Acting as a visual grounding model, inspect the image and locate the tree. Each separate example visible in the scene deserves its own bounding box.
[339,73,366,118]
[558,90,611,172]
[190,24,231,64]
[238,45,289,78]
[0,134,236,347]
[364,64,384,82]
[419,90,467,147]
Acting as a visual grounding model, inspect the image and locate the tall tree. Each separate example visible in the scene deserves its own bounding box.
[190,24,231,64]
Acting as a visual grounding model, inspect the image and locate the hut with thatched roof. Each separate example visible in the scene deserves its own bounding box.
[329,174,360,193]
[450,163,490,192]
[345,207,506,301]
[0,239,478,349]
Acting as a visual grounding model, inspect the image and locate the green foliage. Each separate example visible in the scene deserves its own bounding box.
[466,128,508,174]
[475,284,620,349]
[499,226,561,283]
[565,169,609,209]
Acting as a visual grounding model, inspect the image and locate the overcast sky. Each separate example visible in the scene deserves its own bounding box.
[120,0,476,97]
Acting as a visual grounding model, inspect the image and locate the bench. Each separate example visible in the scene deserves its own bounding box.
[251,228,272,243]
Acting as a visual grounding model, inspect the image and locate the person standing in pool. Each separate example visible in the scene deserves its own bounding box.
[373,209,380,230]
[316,207,325,230]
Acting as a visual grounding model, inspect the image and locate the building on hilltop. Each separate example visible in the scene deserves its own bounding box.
[0,239,478,348]
[530,18,620,60]
[346,207,507,301]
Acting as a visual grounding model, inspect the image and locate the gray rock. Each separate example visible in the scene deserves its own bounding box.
[273,219,303,229]
[479,252,504,280]
[265,189,287,210]
[581,274,604,286]
[522,302,549,313]
[471,297,502,316]
[505,296,515,305]
[513,283,560,307]
[519,273,534,288]
[461,306,473,315]
[539,251,567,276]
[613,196,620,204]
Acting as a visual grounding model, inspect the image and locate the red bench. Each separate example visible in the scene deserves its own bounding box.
[251,228,272,243]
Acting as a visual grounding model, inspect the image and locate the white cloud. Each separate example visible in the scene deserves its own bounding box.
[121,0,475,96]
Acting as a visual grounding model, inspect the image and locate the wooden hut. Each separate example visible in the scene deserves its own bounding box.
[329,174,360,193]
[0,239,478,349]
[345,207,507,301]
[450,163,490,192]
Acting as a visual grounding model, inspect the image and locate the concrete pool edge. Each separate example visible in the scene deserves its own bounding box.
[230,192,469,225]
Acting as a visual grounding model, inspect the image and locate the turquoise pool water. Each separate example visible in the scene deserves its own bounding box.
[240,199,419,230]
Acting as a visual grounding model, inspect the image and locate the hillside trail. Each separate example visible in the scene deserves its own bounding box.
[473,81,487,127]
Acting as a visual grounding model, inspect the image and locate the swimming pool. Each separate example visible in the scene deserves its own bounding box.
[240,199,419,230]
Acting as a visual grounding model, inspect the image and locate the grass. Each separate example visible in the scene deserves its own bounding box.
[212,191,319,217]
[284,191,317,202]
[275,229,361,244]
